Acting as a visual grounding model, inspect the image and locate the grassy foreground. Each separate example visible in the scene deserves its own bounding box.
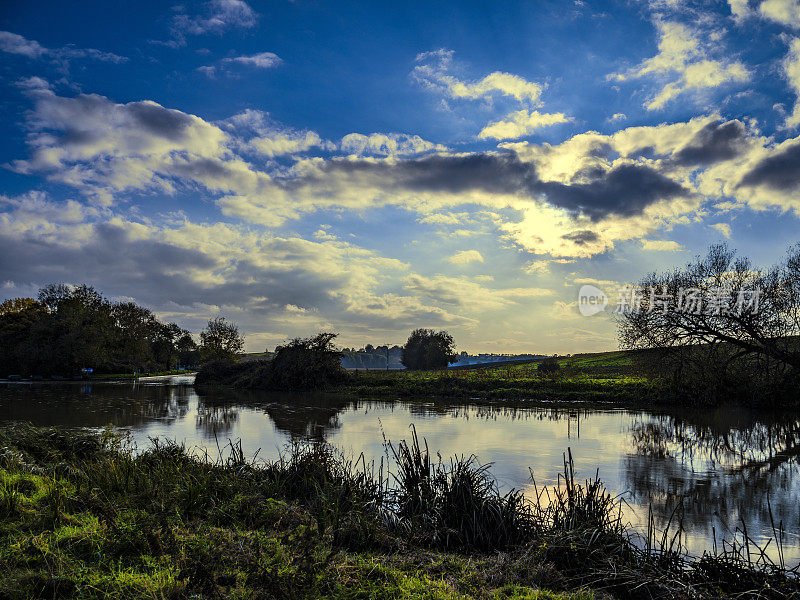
[1,424,798,599]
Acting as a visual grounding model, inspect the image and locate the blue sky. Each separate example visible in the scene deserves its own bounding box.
[3,0,800,353]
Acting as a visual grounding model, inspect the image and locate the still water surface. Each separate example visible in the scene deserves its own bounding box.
[1,379,799,564]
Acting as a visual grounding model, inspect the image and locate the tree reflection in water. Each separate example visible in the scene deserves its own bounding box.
[0,382,192,428]
[194,387,356,441]
[626,406,800,547]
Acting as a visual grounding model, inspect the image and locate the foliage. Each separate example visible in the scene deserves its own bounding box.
[199,317,244,362]
[268,332,347,390]
[537,358,561,375]
[0,284,195,376]
[196,332,349,391]
[401,329,457,371]
[390,427,536,550]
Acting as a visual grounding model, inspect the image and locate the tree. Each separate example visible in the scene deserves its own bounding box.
[617,242,800,401]
[176,332,200,367]
[537,357,560,375]
[0,283,199,376]
[199,317,244,362]
[401,329,456,370]
[0,298,45,375]
[31,284,116,374]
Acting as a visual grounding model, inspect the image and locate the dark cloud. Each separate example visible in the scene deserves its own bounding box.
[169,157,236,181]
[315,153,685,221]
[321,152,539,195]
[739,143,800,191]
[561,230,599,245]
[0,219,462,337]
[671,120,748,166]
[536,164,687,221]
[127,102,194,141]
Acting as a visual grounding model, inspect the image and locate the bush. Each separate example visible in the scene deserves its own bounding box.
[537,358,561,375]
[193,359,257,386]
[268,333,348,390]
[195,332,349,391]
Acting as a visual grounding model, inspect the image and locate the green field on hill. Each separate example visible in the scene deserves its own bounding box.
[338,349,659,405]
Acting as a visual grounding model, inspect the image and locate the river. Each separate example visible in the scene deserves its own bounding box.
[1,379,798,564]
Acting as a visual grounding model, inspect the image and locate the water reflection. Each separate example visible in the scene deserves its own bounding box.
[626,408,800,554]
[0,382,798,563]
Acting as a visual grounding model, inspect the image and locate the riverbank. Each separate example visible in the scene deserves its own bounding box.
[0,423,797,599]
[197,349,665,407]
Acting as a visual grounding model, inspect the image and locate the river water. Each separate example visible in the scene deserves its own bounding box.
[1,379,799,564]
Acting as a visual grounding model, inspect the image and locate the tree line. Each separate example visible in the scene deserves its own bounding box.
[0,284,243,377]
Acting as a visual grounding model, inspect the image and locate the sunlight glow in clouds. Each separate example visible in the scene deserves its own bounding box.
[2,0,800,352]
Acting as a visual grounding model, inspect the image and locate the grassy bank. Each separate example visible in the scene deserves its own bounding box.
[341,350,657,404]
[198,349,662,406]
[1,423,797,599]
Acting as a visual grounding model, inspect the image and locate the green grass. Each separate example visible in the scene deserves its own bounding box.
[1,423,797,599]
[0,424,599,600]
[337,349,660,405]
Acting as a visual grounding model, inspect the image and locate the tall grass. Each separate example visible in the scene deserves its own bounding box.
[388,425,535,549]
[1,422,798,599]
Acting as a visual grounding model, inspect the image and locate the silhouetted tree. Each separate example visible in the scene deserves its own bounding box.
[176,332,200,367]
[199,317,244,362]
[0,284,200,376]
[618,242,800,402]
[401,329,456,370]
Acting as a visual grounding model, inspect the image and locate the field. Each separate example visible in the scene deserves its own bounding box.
[339,350,661,405]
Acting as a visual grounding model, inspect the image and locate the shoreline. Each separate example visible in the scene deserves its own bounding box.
[0,422,797,600]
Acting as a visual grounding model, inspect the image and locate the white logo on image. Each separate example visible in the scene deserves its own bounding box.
[578,285,608,317]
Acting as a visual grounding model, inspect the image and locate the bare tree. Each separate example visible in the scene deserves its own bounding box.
[617,243,800,400]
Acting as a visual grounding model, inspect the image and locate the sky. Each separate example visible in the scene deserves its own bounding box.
[2,0,800,353]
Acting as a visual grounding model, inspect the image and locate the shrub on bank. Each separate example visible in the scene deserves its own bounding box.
[195,332,349,391]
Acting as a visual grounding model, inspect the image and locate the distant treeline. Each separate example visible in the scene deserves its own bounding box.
[339,347,543,370]
[340,345,403,369]
[0,284,201,377]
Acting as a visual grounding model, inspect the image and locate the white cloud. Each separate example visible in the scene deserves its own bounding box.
[12,87,231,205]
[14,87,774,263]
[199,52,282,77]
[448,250,484,264]
[711,222,732,237]
[524,260,550,275]
[223,109,333,157]
[413,50,545,104]
[340,133,446,156]
[404,273,552,311]
[0,30,126,64]
[759,0,800,27]
[610,21,749,110]
[0,31,45,58]
[412,49,570,140]
[728,0,752,21]
[223,51,281,68]
[478,109,571,140]
[168,0,258,46]
[641,239,684,251]
[783,38,800,127]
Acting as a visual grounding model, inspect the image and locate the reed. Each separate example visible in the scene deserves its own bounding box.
[0,422,798,599]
